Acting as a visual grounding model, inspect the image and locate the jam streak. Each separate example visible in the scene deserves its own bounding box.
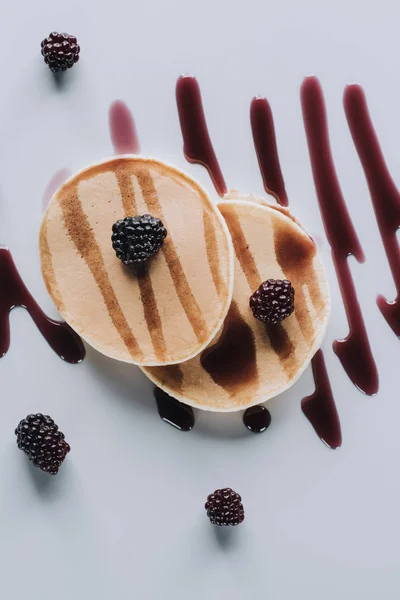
[301,350,342,449]
[154,387,195,431]
[0,248,85,363]
[344,85,400,337]
[250,97,288,206]
[176,75,227,196]
[301,76,378,395]
[109,100,140,154]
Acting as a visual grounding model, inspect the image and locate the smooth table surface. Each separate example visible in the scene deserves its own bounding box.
[0,1,399,598]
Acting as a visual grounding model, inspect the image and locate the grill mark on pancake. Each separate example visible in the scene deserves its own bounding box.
[273,219,324,345]
[114,166,168,362]
[222,206,297,377]
[149,364,184,394]
[58,182,143,360]
[223,207,260,291]
[201,301,258,396]
[136,168,209,344]
[203,208,224,298]
[114,164,139,215]
[135,267,168,362]
[40,222,65,312]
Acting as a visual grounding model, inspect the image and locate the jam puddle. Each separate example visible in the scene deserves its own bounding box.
[344,85,400,337]
[176,75,227,196]
[154,387,195,431]
[109,100,140,154]
[250,97,288,206]
[302,350,342,449]
[0,248,85,363]
[200,302,258,395]
[301,76,378,395]
[243,405,271,433]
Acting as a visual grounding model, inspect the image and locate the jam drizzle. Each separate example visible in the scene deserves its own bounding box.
[250,97,288,206]
[176,75,227,196]
[301,350,342,449]
[154,387,195,431]
[109,100,140,154]
[344,85,400,337]
[301,76,378,395]
[0,248,85,363]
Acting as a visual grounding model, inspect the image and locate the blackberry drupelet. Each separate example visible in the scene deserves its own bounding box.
[205,488,245,526]
[15,414,70,475]
[41,32,80,73]
[250,279,295,324]
[112,214,167,265]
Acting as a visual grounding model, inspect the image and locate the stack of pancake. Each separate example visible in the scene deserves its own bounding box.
[40,157,330,411]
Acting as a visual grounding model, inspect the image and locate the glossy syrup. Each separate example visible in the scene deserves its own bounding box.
[250,97,288,206]
[243,405,271,433]
[109,100,140,154]
[176,75,227,196]
[154,387,195,431]
[302,350,342,449]
[0,248,85,363]
[344,85,400,337]
[301,76,379,395]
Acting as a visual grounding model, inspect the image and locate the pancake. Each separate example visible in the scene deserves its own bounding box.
[39,156,234,366]
[144,196,330,411]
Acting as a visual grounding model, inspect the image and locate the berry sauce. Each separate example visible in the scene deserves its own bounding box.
[109,100,140,155]
[154,387,195,431]
[243,405,271,433]
[250,97,288,206]
[42,168,71,212]
[301,76,379,395]
[176,75,227,196]
[200,302,258,395]
[344,85,400,338]
[301,350,342,449]
[0,248,85,363]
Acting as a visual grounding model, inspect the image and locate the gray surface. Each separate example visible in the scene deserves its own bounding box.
[0,1,399,598]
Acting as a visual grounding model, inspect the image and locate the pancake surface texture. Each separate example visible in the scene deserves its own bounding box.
[40,156,234,366]
[144,196,330,411]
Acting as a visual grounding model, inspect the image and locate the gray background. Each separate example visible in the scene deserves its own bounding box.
[0,0,399,598]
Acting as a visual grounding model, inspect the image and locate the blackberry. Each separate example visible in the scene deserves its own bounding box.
[112,214,167,265]
[15,414,70,475]
[250,279,295,324]
[41,32,80,73]
[205,488,245,526]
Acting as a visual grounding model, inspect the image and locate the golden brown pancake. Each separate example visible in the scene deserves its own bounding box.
[144,197,330,411]
[39,156,234,366]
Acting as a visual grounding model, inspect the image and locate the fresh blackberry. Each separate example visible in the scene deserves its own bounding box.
[41,32,80,73]
[250,279,295,324]
[112,214,167,265]
[205,488,245,526]
[15,414,70,475]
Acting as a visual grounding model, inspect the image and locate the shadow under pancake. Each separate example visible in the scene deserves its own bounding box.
[84,345,156,417]
[194,410,249,440]
[85,345,255,439]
